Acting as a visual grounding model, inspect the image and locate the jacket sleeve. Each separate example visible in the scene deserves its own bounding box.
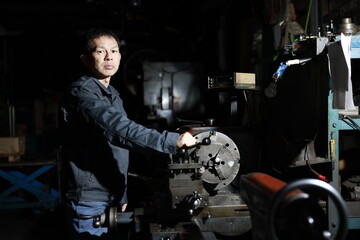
[66,86,179,154]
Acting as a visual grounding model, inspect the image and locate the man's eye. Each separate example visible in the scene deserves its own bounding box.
[97,50,104,54]
[112,50,118,53]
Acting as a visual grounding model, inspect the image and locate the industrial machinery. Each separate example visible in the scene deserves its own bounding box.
[145,129,252,239]
[91,131,349,240]
[93,127,253,239]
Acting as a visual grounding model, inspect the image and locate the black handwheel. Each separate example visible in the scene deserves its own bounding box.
[267,179,348,240]
[108,206,118,231]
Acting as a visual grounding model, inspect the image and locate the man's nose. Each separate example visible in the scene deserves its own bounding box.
[105,53,113,60]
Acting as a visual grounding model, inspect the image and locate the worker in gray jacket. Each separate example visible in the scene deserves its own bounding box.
[59,28,196,239]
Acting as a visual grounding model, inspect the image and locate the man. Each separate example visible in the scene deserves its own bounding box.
[59,28,196,239]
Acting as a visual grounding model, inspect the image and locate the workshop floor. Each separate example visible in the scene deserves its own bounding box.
[0,208,359,240]
[0,208,67,240]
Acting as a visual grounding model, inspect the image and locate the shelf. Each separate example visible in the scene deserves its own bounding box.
[327,35,360,233]
[289,157,330,167]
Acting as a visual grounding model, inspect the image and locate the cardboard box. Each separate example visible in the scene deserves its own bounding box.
[0,137,26,156]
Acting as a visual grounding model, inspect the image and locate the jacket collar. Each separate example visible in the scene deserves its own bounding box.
[89,76,113,96]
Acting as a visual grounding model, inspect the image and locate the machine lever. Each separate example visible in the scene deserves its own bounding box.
[178,137,211,154]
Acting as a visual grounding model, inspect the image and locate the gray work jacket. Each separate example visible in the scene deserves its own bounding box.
[59,75,179,203]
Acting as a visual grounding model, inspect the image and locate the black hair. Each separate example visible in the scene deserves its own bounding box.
[80,28,121,54]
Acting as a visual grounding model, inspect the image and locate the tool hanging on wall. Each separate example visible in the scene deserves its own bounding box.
[265,58,312,98]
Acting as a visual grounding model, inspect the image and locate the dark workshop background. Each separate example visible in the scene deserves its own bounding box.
[0,0,314,161]
[1,0,360,240]
[0,0,260,156]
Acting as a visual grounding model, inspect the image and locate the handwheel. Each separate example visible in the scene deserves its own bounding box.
[267,179,348,240]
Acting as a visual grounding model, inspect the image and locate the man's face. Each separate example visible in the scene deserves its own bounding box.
[82,35,121,79]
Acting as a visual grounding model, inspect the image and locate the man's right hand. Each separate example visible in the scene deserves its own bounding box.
[176,132,196,149]
[120,203,127,212]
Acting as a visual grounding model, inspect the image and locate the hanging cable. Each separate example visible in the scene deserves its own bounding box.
[304,141,329,182]
[304,0,313,34]
[340,115,360,131]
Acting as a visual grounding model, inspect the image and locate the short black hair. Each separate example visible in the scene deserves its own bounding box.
[80,28,121,54]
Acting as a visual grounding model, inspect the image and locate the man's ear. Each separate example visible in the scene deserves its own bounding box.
[80,54,86,64]
[80,54,89,68]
